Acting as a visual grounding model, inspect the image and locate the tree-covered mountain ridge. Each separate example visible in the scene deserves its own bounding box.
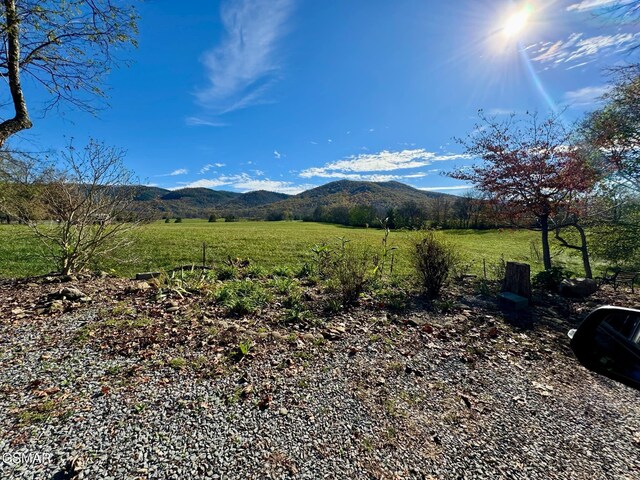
[133,180,457,220]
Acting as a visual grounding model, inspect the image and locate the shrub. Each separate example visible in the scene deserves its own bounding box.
[208,214,217,223]
[174,217,182,223]
[324,239,373,307]
[412,231,459,298]
[532,266,573,291]
[164,218,171,223]
[224,215,236,222]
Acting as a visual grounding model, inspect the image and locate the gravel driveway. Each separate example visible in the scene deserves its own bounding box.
[1,278,639,479]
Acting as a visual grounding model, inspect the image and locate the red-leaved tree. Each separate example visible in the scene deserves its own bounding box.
[450,112,598,272]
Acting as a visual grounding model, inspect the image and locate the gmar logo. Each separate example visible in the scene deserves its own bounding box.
[2,451,53,465]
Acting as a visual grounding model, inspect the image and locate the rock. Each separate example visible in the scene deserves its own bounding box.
[49,300,65,313]
[407,316,428,328]
[125,281,152,293]
[135,272,161,280]
[559,278,598,298]
[55,286,87,301]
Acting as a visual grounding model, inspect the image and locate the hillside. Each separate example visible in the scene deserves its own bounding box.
[130,180,456,220]
[254,180,455,221]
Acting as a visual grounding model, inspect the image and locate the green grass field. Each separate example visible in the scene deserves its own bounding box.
[0,220,596,279]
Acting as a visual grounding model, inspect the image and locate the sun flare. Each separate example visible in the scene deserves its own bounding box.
[503,4,533,38]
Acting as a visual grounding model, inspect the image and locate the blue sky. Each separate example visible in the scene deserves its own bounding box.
[9,0,640,194]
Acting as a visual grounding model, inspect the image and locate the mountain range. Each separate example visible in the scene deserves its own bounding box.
[133,180,456,219]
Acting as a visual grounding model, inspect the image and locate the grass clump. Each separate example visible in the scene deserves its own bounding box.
[17,400,58,425]
[168,357,187,370]
[215,279,270,315]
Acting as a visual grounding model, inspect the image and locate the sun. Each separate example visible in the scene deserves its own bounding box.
[502,4,533,38]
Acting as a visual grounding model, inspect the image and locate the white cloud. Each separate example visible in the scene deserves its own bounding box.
[486,108,517,116]
[274,150,281,159]
[157,168,189,177]
[177,172,313,194]
[233,178,315,194]
[199,162,227,174]
[299,149,469,178]
[530,32,640,68]
[567,0,618,12]
[195,0,294,114]
[296,172,429,182]
[419,185,473,192]
[185,117,228,127]
[563,85,610,107]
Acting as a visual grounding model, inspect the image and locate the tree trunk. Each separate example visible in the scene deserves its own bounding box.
[0,0,33,147]
[540,214,552,270]
[554,224,593,279]
[502,261,532,301]
[575,224,592,279]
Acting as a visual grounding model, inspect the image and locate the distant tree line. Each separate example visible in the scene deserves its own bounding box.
[273,196,504,230]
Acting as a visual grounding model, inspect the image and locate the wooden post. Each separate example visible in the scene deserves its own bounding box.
[502,262,532,302]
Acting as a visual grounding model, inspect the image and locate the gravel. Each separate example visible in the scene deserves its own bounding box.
[1,283,639,479]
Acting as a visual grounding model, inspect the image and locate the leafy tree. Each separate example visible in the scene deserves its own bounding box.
[450,112,597,271]
[348,204,377,227]
[581,70,640,193]
[0,0,138,146]
[589,193,640,267]
[395,200,426,229]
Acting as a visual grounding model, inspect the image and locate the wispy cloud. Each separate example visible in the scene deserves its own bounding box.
[274,150,281,159]
[486,108,517,116]
[195,0,295,115]
[299,149,469,178]
[566,0,617,12]
[420,185,472,191]
[530,32,640,69]
[563,85,610,107]
[199,163,226,174]
[157,168,189,177]
[177,173,314,194]
[297,172,429,182]
[185,117,228,127]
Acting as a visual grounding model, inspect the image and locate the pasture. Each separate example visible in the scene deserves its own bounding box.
[0,220,593,279]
